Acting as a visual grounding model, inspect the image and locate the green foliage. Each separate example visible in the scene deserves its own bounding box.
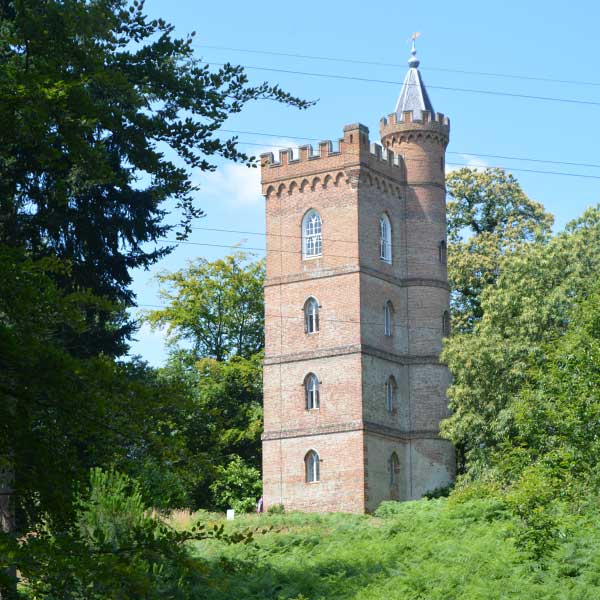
[266,504,285,515]
[76,468,150,550]
[154,352,263,510]
[0,0,311,355]
[130,459,192,511]
[505,466,561,561]
[187,499,600,599]
[209,456,262,514]
[443,205,600,558]
[423,484,453,499]
[441,206,600,478]
[446,168,553,333]
[3,468,253,599]
[147,252,265,362]
[373,500,407,518]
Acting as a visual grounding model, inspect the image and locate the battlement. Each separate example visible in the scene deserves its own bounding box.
[380,110,450,149]
[261,123,405,187]
[380,110,450,128]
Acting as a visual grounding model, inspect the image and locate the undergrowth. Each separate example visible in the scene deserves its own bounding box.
[190,498,600,599]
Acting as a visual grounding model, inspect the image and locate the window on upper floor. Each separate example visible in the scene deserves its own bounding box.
[304,297,320,334]
[305,450,320,482]
[438,240,447,265]
[389,452,400,486]
[384,301,394,337]
[305,373,320,410]
[380,214,392,264]
[442,310,451,337]
[302,209,322,258]
[386,376,397,413]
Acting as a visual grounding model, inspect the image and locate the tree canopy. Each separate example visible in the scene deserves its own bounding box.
[441,206,600,478]
[446,168,553,332]
[147,252,265,362]
[0,0,310,356]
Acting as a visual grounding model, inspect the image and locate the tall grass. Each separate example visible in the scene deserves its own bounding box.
[189,498,600,599]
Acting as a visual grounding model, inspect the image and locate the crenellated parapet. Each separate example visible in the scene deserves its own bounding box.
[380,110,450,148]
[261,123,406,197]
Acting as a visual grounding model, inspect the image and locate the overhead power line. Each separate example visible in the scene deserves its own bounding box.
[136,303,445,332]
[158,238,361,259]
[197,44,600,89]
[202,61,600,108]
[157,238,447,262]
[188,226,444,254]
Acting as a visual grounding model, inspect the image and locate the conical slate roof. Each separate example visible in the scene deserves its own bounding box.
[394,41,434,118]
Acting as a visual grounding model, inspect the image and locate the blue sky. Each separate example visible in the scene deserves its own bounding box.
[128,0,600,365]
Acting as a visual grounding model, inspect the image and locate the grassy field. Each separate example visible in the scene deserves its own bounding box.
[186,498,600,600]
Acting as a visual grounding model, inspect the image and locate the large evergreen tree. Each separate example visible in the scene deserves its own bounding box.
[0,0,310,356]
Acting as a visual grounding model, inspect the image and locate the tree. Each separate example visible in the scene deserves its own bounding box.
[210,455,262,513]
[1,468,253,599]
[446,168,553,332]
[157,353,264,509]
[441,206,600,477]
[506,283,600,493]
[147,252,265,362]
[0,0,311,356]
[0,249,188,522]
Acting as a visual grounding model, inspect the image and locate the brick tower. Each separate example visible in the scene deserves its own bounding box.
[260,42,455,513]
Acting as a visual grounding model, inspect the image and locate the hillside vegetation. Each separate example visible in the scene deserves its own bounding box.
[192,499,600,600]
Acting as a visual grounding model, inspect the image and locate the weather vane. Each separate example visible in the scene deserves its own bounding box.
[407,32,421,67]
[410,32,421,51]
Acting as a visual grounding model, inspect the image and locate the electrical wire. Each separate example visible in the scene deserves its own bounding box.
[202,61,600,108]
[136,303,447,332]
[196,44,600,89]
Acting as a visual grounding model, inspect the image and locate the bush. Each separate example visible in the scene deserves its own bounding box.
[267,503,285,515]
[77,468,150,549]
[506,465,561,560]
[423,483,454,499]
[373,501,406,518]
[17,468,253,599]
[209,455,262,513]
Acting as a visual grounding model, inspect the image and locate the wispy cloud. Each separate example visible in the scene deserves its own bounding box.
[193,138,303,208]
[447,154,488,174]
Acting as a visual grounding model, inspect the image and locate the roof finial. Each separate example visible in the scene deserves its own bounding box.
[409,31,421,68]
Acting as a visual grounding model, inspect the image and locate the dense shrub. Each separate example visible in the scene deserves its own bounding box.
[209,455,262,513]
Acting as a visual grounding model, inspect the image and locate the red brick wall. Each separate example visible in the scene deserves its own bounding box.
[261,116,455,514]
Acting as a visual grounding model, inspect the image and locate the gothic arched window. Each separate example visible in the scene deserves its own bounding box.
[442,310,451,337]
[386,376,397,413]
[304,297,319,334]
[384,301,394,337]
[305,373,320,410]
[380,214,392,264]
[302,209,322,258]
[389,452,400,486]
[438,240,447,265]
[305,450,320,482]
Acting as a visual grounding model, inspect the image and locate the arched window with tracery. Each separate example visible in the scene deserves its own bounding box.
[384,301,394,337]
[305,450,320,482]
[305,373,320,410]
[302,209,322,258]
[380,214,392,263]
[304,297,319,334]
[385,376,397,413]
